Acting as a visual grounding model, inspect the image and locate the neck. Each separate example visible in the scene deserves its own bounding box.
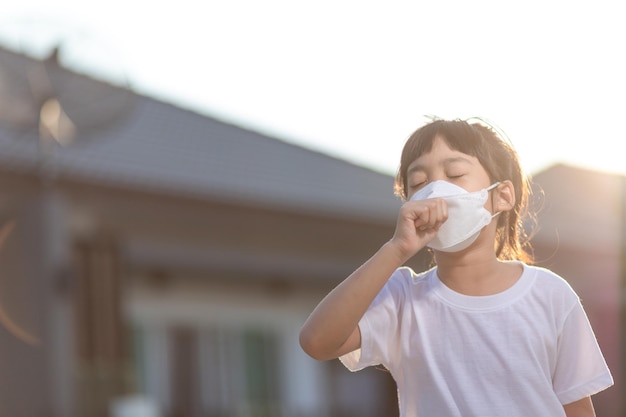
[434,249,519,296]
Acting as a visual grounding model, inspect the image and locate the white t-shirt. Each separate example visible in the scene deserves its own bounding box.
[340,263,613,417]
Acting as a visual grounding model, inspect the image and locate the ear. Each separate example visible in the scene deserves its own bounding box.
[494,180,515,212]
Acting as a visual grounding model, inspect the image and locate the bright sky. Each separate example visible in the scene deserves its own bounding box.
[0,0,624,177]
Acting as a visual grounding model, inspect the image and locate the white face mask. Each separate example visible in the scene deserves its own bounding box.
[410,180,501,252]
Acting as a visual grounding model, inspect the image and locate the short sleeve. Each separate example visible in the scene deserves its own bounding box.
[339,268,408,371]
[552,299,614,404]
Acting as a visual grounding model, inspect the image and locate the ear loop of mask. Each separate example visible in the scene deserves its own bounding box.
[488,182,502,219]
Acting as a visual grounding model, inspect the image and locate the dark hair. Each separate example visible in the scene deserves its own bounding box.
[394,118,534,263]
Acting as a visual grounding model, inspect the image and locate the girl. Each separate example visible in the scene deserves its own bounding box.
[299,118,613,417]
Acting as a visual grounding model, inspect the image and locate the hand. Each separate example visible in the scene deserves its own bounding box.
[389,198,448,261]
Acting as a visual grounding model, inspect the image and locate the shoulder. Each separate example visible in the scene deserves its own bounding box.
[523,264,580,306]
[525,264,574,290]
[379,266,436,301]
[390,266,435,287]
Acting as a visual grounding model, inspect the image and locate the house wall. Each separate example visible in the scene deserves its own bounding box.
[60,180,402,417]
[531,165,624,416]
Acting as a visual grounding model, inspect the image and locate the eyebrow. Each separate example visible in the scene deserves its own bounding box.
[407,156,473,174]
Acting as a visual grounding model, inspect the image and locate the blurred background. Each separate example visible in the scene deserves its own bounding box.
[0,1,623,416]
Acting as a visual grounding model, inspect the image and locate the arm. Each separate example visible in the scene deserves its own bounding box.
[299,198,447,361]
[563,397,595,417]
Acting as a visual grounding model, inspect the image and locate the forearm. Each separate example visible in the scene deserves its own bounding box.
[299,241,408,360]
[563,397,595,417]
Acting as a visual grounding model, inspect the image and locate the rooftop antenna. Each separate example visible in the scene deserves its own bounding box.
[0,19,136,180]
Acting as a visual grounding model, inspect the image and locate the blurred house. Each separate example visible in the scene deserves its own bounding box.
[530,164,623,417]
[0,46,621,417]
[0,45,405,417]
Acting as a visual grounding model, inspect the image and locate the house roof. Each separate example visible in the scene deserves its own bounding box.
[530,163,624,251]
[0,46,400,222]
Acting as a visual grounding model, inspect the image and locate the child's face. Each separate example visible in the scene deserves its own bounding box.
[405,135,492,200]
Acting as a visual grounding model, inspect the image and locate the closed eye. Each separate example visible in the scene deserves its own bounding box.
[410,181,427,189]
[407,173,428,191]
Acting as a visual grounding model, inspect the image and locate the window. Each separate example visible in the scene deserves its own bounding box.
[133,324,282,417]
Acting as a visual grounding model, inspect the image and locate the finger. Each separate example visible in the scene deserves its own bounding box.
[430,198,447,226]
[415,204,434,231]
[438,199,448,223]
[425,199,445,229]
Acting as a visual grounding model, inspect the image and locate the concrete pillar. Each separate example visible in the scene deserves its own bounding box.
[0,188,74,417]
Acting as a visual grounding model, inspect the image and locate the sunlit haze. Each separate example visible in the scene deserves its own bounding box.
[1,0,624,178]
